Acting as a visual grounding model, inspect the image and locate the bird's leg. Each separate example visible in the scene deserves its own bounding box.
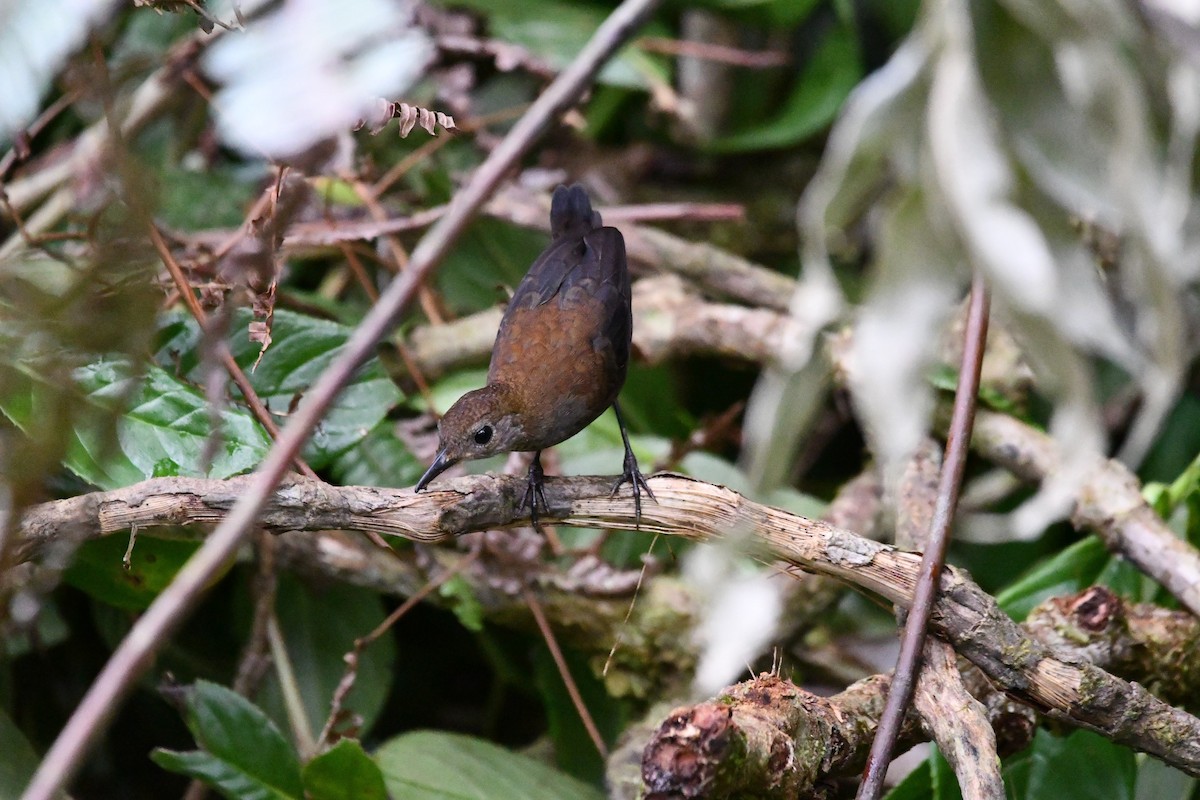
[520,450,550,528]
[610,401,656,527]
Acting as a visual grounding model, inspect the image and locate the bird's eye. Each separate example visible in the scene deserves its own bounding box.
[473,425,494,445]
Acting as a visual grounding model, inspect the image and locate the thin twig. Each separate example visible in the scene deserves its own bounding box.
[523,586,609,759]
[337,243,380,302]
[857,274,990,800]
[19,2,662,797]
[348,178,445,324]
[637,36,789,68]
[894,440,1004,800]
[317,550,478,747]
[0,91,79,181]
[232,534,279,696]
[150,225,319,480]
[267,614,316,757]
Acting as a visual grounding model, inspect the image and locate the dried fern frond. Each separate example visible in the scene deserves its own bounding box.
[355,100,457,137]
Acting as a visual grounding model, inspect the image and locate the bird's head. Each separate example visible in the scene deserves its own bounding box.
[415,384,527,492]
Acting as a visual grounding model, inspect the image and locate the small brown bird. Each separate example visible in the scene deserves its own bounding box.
[415,184,653,524]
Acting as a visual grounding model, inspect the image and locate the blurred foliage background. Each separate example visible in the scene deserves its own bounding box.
[2,0,1200,798]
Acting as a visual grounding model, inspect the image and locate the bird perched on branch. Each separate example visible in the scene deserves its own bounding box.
[414,184,654,525]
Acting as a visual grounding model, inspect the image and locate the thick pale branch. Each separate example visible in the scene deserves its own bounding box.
[15,472,1200,776]
[972,411,1200,617]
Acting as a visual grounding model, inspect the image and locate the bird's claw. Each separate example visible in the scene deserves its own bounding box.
[520,454,550,529]
[611,449,656,528]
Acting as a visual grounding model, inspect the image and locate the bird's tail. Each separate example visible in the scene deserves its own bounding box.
[550,184,602,239]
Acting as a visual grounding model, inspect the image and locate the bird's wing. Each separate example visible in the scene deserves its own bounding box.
[574,227,630,373]
[492,186,631,382]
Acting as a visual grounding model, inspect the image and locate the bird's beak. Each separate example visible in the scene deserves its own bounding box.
[415,449,457,492]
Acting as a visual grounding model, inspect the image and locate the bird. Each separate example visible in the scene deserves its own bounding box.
[414,184,654,526]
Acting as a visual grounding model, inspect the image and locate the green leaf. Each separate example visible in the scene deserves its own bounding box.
[1010,729,1135,800]
[883,756,932,800]
[157,307,405,469]
[257,576,396,741]
[439,574,485,633]
[64,532,201,610]
[1137,395,1200,485]
[152,750,299,800]
[928,746,963,800]
[709,19,862,152]
[375,731,604,800]
[435,218,547,316]
[327,419,424,489]
[153,680,303,800]
[157,163,258,231]
[302,739,388,800]
[1134,757,1196,800]
[1,359,271,490]
[428,0,669,90]
[883,746,962,800]
[996,536,1110,621]
[0,708,41,800]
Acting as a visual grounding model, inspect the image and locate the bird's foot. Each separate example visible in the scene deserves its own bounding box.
[519,452,550,529]
[611,448,656,528]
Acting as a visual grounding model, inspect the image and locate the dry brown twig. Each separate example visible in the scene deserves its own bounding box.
[859,275,990,800]
[894,440,1004,800]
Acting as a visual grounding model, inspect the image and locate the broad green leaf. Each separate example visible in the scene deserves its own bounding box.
[1,359,271,490]
[1134,757,1196,800]
[1137,395,1200,485]
[1008,729,1135,800]
[435,218,547,315]
[375,731,604,800]
[302,739,388,800]
[157,309,403,468]
[153,680,303,800]
[0,708,41,800]
[883,756,932,800]
[158,165,258,231]
[64,532,201,610]
[257,576,396,741]
[152,749,298,800]
[709,19,862,151]
[327,419,424,489]
[928,747,963,800]
[884,746,961,800]
[996,536,1110,621]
